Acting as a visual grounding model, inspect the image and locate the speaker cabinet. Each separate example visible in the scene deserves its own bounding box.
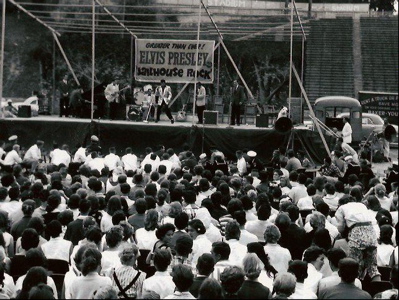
[256,114,269,127]
[18,105,31,118]
[204,111,218,125]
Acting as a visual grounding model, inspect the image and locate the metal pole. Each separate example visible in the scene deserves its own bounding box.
[7,0,61,36]
[52,37,56,115]
[0,0,6,119]
[91,0,96,121]
[130,35,134,84]
[53,33,80,86]
[288,0,294,117]
[217,38,221,96]
[192,1,201,126]
[301,35,305,99]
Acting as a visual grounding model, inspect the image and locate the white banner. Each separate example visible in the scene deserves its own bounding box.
[135,39,215,83]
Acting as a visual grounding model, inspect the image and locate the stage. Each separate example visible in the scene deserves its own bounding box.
[0,115,328,163]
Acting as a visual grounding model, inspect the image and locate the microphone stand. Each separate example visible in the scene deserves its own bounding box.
[202,117,205,154]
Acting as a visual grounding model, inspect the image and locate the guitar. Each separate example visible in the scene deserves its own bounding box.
[176,104,187,122]
[105,85,131,102]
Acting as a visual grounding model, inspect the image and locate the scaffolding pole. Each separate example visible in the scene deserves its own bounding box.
[91,0,96,121]
[288,0,294,117]
[192,0,202,126]
[52,33,80,86]
[0,0,6,119]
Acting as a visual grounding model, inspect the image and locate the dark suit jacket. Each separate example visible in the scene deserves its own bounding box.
[59,80,70,97]
[189,276,207,298]
[231,85,246,105]
[64,218,84,246]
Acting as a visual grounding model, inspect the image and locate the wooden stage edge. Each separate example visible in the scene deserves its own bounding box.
[2,115,310,131]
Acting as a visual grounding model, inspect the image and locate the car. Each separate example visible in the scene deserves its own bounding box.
[1,97,39,116]
[337,112,398,148]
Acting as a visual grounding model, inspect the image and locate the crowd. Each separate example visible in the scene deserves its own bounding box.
[0,133,397,299]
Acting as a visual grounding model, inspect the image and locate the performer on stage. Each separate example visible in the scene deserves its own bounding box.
[142,86,156,122]
[230,80,246,126]
[155,79,174,124]
[196,82,206,124]
[59,74,71,117]
[104,78,120,120]
[69,86,85,118]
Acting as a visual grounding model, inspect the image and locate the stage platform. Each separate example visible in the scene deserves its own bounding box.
[0,115,327,163]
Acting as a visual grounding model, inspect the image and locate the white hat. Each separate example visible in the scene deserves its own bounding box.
[7,99,12,103]
[248,150,257,158]
[8,135,18,142]
[91,135,99,142]
[344,155,353,161]
[199,153,207,159]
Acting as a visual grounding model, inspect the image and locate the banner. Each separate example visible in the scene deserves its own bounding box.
[135,39,215,83]
[358,91,398,124]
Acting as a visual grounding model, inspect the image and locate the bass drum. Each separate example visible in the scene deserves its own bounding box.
[134,90,145,106]
[126,105,142,121]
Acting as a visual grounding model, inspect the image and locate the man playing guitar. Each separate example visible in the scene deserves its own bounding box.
[104,78,130,120]
[155,79,174,124]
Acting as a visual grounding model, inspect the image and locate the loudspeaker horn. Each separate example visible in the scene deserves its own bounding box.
[274,117,293,134]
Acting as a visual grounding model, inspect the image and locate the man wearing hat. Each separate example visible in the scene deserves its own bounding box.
[4,99,18,118]
[86,135,102,157]
[247,150,264,174]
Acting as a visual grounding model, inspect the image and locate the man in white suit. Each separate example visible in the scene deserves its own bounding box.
[155,79,174,124]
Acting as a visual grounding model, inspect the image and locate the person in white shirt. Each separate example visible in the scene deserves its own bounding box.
[234,211,258,246]
[69,248,112,299]
[50,143,71,167]
[159,153,174,176]
[140,153,160,174]
[210,241,234,281]
[322,183,340,213]
[288,173,308,205]
[245,204,272,243]
[121,147,138,172]
[72,144,87,163]
[142,249,175,299]
[317,248,362,297]
[165,264,196,299]
[264,224,292,274]
[167,148,181,170]
[23,140,44,173]
[103,147,121,172]
[41,220,73,263]
[187,219,212,268]
[334,195,380,280]
[377,225,395,267]
[87,151,105,173]
[375,183,395,211]
[1,144,22,167]
[303,246,325,294]
[236,150,247,176]
[225,220,247,267]
[297,184,316,212]
[195,81,206,125]
[288,260,317,299]
[341,117,352,144]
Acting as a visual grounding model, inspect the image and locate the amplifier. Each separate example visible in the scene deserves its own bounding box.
[204,110,218,125]
[18,105,31,118]
[256,114,269,127]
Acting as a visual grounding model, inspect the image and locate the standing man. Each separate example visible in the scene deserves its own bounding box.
[104,78,120,120]
[155,79,174,124]
[230,80,246,126]
[236,150,247,177]
[341,117,352,144]
[69,86,85,118]
[59,74,71,117]
[196,82,206,124]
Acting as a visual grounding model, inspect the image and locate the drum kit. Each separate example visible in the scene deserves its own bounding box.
[127,85,156,122]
